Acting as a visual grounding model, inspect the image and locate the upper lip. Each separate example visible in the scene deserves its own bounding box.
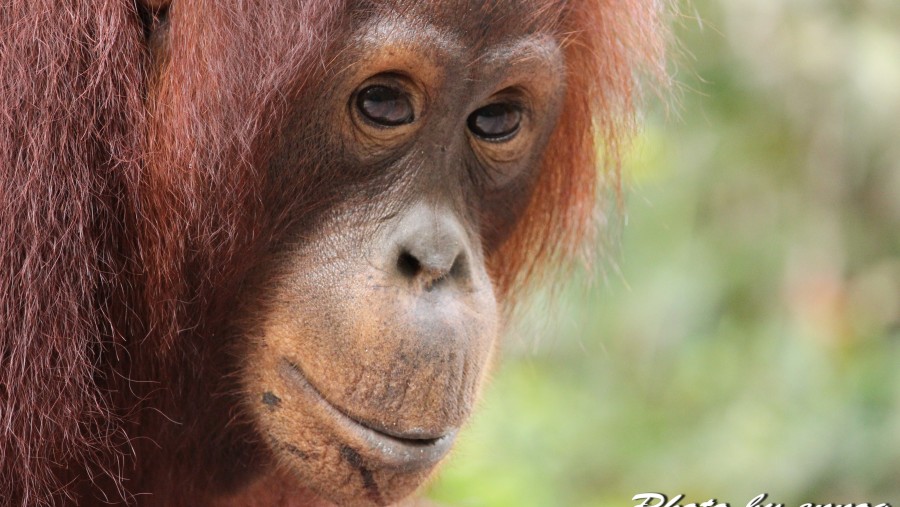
[278,358,457,469]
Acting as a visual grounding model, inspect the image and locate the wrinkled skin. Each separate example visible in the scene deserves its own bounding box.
[3,0,661,504]
[234,5,566,505]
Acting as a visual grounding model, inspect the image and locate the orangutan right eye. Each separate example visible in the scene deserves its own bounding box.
[467,102,522,141]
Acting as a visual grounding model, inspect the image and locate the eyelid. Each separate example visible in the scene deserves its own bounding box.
[350,73,426,127]
[359,72,425,106]
[486,85,532,110]
[468,106,523,143]
[356,85,415,127]
[359,71,413,89]
[466,92,538,173]
[347,73,427,155]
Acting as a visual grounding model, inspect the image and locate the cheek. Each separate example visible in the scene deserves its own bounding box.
[241,248,499,505]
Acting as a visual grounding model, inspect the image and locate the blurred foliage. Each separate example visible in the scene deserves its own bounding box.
[427,1,900,505]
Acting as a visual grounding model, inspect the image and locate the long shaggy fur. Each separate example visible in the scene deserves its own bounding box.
[1,2,147,504]
[0,1,665,505]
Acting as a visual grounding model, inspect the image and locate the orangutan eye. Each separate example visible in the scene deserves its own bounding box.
[467,103,522,141]
[356,85,414,127]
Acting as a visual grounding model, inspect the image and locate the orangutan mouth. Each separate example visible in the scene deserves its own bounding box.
[278,359,457,469]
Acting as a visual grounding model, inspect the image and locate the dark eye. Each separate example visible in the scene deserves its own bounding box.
[356,85,414,127]
[467,103,522,141]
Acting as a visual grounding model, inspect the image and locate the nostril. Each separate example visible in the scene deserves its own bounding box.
[448,253,468,281]
[397,250,422,279]
[389,204,473,288]
[396,248,470,291]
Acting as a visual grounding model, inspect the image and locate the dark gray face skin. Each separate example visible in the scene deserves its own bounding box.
[246,4,567,505]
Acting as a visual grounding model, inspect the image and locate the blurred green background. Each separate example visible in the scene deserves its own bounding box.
[427,1,900,505]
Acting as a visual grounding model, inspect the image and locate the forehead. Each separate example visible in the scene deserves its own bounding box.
[347,0,565,49]
[330,2,565,111]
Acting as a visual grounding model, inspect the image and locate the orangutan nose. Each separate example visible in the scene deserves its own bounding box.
[391,204,470,290]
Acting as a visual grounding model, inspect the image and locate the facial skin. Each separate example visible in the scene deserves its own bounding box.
[237,3,566,506]
[1,0,662,503]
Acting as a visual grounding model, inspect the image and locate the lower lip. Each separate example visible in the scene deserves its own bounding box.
[278,359,457,470]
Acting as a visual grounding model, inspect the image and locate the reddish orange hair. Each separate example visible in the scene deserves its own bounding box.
[0,1,665,504]
[491,0,668,297]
